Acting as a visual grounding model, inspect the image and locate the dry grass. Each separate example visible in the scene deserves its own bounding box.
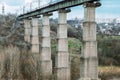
[0,45,120,80]
[71,57,80,80]
[0,45,20,80]
[99,66,120,80]
[0,45,40,80]
[0,45,57,80]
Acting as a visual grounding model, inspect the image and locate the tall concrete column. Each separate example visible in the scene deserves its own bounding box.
[56,9,71,80]
[31,17,40,80]
[80,2,101,80]
[31,17,39,53]
[24,19,31,43]
[40,13,53,79]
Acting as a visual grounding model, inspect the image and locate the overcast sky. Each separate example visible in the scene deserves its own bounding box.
[0,0,120,19]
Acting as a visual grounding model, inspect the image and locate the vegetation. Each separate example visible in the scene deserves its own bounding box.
[99,66,120,80]
[98,36,120,66]
[0,14,120,80]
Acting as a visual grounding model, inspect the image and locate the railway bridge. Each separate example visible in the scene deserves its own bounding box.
[17,0,101,80]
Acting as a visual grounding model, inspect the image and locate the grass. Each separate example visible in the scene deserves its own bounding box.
[51,38,82,55]
[99,66,120,80]
[0,38,120,80]
[68,38,82,55]
[0,45,41,80]
[0,45,21,79]
[68,38,81,49]
[68,38,120,80]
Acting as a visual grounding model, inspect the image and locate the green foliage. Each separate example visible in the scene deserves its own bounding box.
[68,38,81,54]
[98,36,120,66]
[68,38,81,48]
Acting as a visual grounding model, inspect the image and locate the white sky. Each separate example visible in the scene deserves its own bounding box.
[0,0,50,14]
[0,0,120,19]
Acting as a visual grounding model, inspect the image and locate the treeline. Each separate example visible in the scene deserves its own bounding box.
[50,19,82,39]
[98,36,120,66]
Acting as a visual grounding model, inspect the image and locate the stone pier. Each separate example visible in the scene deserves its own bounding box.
[31,17,40,53]
[40,13,53,79]
[80,2,101,80]
[24,19,31,43]
[31,17,40,79]
[55,9,71,80]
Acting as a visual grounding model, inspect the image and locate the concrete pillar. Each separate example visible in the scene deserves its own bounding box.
[80,2,101,80]
[31,17,39,53]
[24,19,31,43]
[40,13,53,79]
[56,9,71,80]
[31,17,40,80]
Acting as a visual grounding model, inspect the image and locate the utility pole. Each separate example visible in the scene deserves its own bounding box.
[38,0,40,8]
[23,6,25,14]
[50,0,52,3]
[30,3,32,11]
[2,3,5,22]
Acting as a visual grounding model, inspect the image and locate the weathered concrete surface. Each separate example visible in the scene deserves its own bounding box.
[24,19,31,43]
[31,18,39,53]
[56,68,70,80]
[40,60,52,79]
[40,13,52,79]
[80,2,101,80]
[31,17,40,80]
[55,9,70,80]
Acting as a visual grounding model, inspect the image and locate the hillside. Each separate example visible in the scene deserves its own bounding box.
[0,14,120,80]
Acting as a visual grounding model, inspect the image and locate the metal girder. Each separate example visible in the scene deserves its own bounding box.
[17,0,98,20]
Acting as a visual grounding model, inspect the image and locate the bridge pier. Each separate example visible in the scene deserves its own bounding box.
[40,13,53,79]
[24,19,31,43]
[31,17,40,53]
[31,17,40,79]
[80,2,101,80]
[55,9,70,80]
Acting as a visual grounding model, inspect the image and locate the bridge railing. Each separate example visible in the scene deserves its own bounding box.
[15,0,64,15]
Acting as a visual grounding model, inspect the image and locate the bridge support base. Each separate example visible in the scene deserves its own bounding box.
[79,78,91,80]
[79,78,101,80]
[56,67,70,80]
[40,60,52,80]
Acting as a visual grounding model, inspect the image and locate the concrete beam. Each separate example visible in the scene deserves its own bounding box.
[55,9,70,80]
[80,2,101,80]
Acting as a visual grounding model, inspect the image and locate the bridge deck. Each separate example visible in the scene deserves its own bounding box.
[18,0,98,20]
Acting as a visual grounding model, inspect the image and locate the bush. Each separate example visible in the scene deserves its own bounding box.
[98,36,120,66]
[0,45,40,80]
